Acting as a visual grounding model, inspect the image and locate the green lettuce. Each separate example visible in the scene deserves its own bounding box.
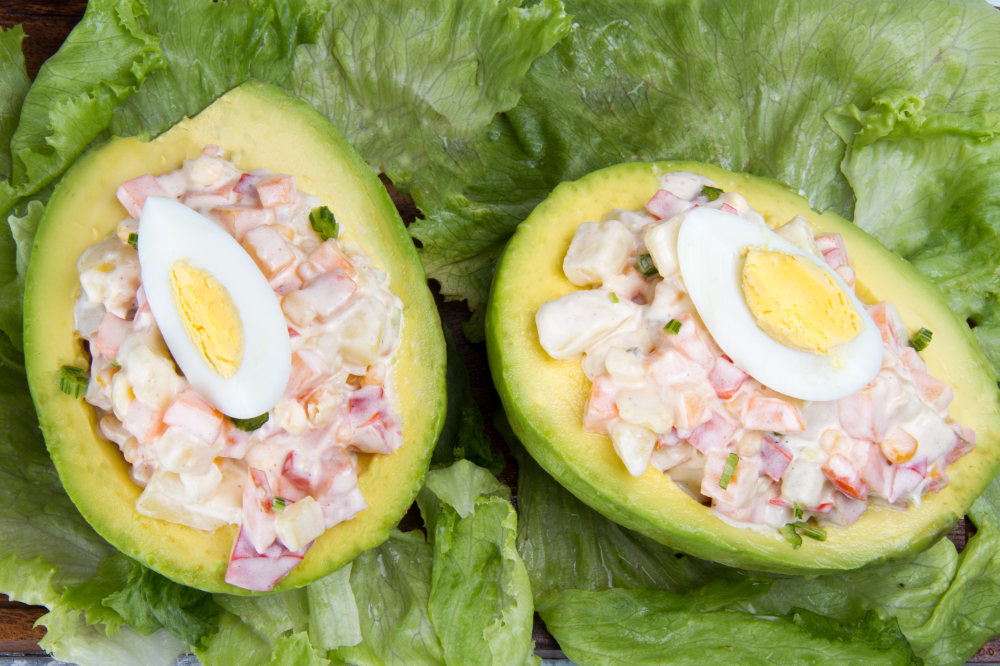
[404,0,1000,343]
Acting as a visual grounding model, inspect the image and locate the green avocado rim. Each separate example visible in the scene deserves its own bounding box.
[23,82,447,594]
[486,160,1000,574]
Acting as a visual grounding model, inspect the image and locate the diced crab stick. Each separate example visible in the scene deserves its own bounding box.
[243,225,297,278]
[701,448,760,507]
[742,396,805,433]
[814,233,849,270]
[286,350,329,399]
[837,382,889,442]
[830,492,868,526]
[645,189,694,220]
[93,312,131,361]
[889,458,927,504]
[242,467,278,555]
[760,435,793,482]
[281,270,357,327]
[708,356,748,399]
[687,411,738,455]
[583,375,618,432]
[867,302,903,350]
[666,315,715,370]
[163,389,224,445]
[211,206,275,241]
[945,429,976,466]
[348,386,402,454]
[822,453,868,500]
[862,442,894,499]
[116,174,168,219]
[306,241,356,278]
[225,525,309,591]
[121,400,164,444]
[909,369,954,412]
[256,174,297,207]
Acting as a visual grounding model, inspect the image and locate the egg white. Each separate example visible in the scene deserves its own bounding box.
[676,207,882,402]
[138,197,291,419]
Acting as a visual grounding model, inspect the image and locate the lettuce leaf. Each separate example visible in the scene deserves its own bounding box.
[287,0,571,175]
[405,0,1000,336]
[0,25,30,180]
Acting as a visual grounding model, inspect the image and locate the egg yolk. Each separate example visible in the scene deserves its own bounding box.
[169,261,243,377]
[740,248,861,354]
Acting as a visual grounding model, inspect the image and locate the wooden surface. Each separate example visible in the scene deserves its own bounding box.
[0,2,998,663]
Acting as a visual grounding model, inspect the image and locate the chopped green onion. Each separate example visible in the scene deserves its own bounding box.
[609,292,619,303]
[701,185,723,201]
[58,365,89,398]
[793,503,803,520]
[718,453,739,489]
[309,205,339,240]
[780,523,803,549]
[634,253,658,278]
[627,347,639,355]
[909,327,933,352]
[794,522,827,542]
[232,413,269,432]
[663,318,682,335]
[127,232,138,248]
[271,497,287,513]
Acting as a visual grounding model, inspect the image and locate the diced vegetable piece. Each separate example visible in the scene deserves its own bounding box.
[562,219,633,286]
[309,205,339,240]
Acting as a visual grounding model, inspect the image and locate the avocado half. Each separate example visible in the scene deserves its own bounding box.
[486,161,1000,574]
[23,82,446,593]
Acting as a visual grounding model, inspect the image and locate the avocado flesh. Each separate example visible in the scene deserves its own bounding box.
[23,82,446,594]
[486,161,1000,574]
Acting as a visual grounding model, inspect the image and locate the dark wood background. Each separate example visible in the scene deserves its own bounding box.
[0,1,997,662]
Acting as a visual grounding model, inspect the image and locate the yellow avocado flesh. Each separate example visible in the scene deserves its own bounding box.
[23,82,446,594]
[486,161,1000,574]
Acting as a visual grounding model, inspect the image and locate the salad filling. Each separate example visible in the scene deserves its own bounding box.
[536,171,974,537]
[71,146,404,589]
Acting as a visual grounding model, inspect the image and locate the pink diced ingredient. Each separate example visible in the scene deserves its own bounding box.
[213,206,276,241]
[243,225,296,278]
[719,203,738,215]
[269,267,303,296]
[116,174,168,219]
[760,436,792,482]
[202,145,225,157]
[121,400,164,444]
[821,453,867,500]
[583,376,618,431]
[837,381,889,442]
[93,312,130,361]
[742,396,804,433]
[645,189,694,220]
[862,442,893,498]
[163,389,223,445]
[307,241,355,276]
[708,356,748,399]
[233,172,259,199]
[285,350,328,398]
[830,492,868,526]
[816,233,849,270]
[220,421,251,459]
[225,525,308,591]
[898,346,927,373]
[242,467,277,554]
[687,411,738,454]
[910,369,953,412]
[666,315,715,370]
[281,270,357,327]
[700,448,760,507]
[348,385,402,454]
[867,302,902,350]
[835,264,855,288]
[256,175,297,207]
[889,459,926,504]
[945,429,975,466]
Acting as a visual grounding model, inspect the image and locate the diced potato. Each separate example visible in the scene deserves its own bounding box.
[643,217,683,278]
[562,219,632,286]
[774,215,821,257]
[608,421,657,477]
[604,347,645,385]
[77,238,141,318]
[155,426,221,474]
[616,388,673,433]
[536,290,636,359]
[275,496,325,551]
[136,469,229,531]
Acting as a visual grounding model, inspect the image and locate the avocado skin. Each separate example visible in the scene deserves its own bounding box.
[486,161,1000,574]
[23,82,446,594]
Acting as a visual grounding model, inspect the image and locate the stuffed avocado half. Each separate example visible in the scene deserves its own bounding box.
[486,160,1000,574]
[23,82,447,594]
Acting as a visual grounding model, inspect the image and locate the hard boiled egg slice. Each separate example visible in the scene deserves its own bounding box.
[138,197,291,419]
[676,207,882,401]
